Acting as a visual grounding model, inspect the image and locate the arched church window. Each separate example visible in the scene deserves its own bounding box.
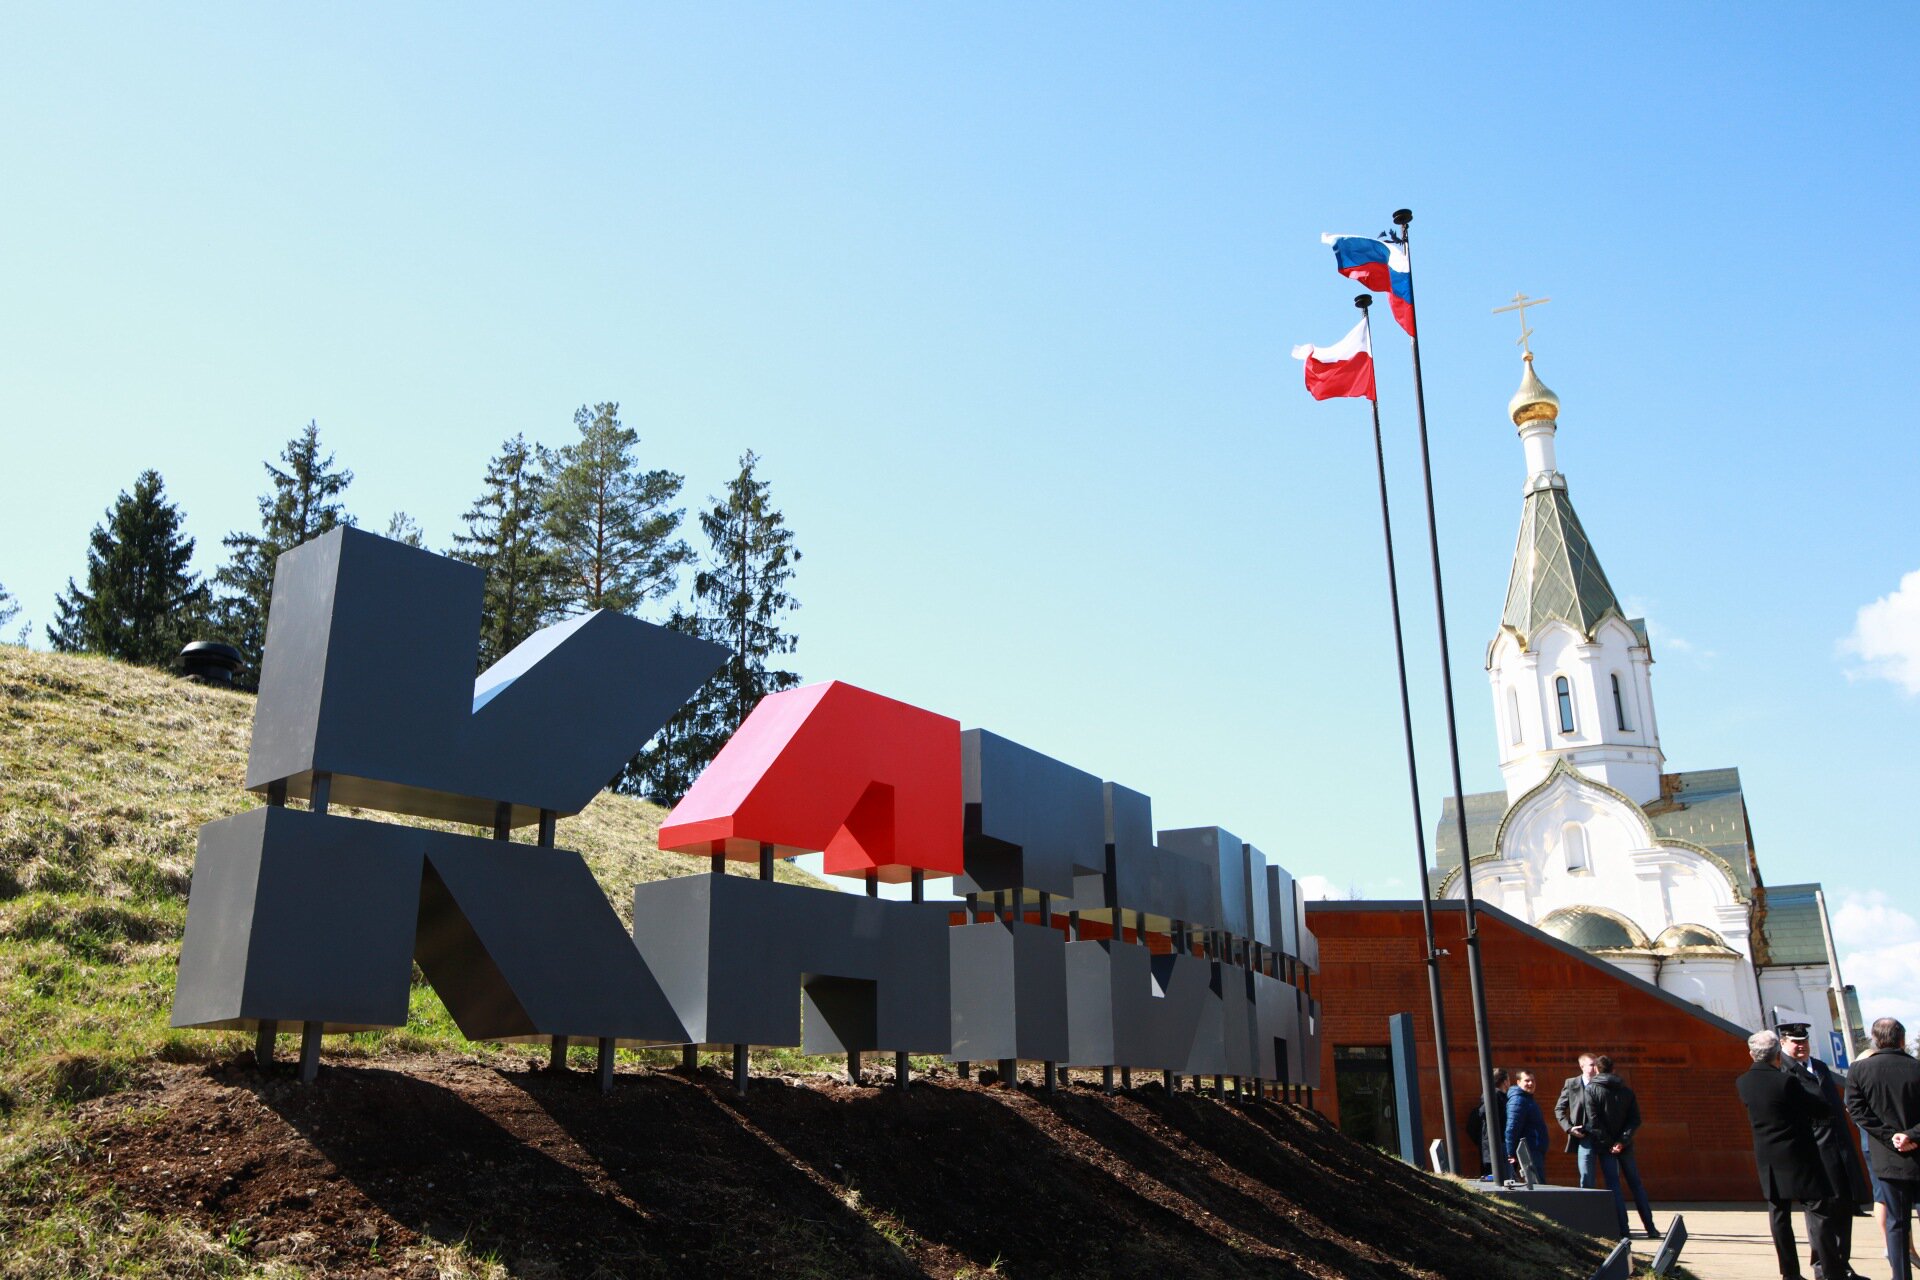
[1507,687,1522,745]
[1563,823,1590,873]
[1555,676,1575,734]
[1611,673,1631,731]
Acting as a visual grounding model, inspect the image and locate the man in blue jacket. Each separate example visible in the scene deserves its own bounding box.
[1506,1068,1550,1185]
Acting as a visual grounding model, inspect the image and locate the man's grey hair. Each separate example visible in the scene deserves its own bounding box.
[1749,1029,1781,1064]
[1873,1017,1908,1051]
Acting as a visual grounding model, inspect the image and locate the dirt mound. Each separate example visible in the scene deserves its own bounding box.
[83,1055,1606,1279]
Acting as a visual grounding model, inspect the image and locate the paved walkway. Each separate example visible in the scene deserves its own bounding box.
[1636,1204,1907,1279]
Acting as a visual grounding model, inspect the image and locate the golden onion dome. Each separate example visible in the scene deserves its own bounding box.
[1509,353,1560,426]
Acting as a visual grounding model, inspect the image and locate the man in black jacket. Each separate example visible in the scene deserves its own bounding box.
[1738,1028,1846,1280]
[1587,1054,1660,1240]
[1783,1021,1867,1278]
[1845,1017,1920,1280]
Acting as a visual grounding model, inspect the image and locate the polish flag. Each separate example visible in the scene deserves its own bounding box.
[1291,319,1375,401]
[1322,234,1415,336]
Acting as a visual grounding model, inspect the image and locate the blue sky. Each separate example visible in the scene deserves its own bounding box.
[3,6,1915,1021]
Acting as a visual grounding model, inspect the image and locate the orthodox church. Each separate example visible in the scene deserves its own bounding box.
[1431,339,1861,1053]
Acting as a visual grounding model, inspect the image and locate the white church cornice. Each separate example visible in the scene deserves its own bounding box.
[1433,759,1748,905]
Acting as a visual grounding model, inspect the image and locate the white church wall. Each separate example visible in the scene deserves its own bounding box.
[1659,954,1755,1027]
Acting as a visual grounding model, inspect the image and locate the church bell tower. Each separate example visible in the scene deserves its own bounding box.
[1484,311,1664,805]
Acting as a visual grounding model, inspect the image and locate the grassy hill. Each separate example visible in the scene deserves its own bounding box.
[0,647,1626,1279]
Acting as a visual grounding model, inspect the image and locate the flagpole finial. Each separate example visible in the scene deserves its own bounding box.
[1392,209,1412,227]
[1355,294,1372,310]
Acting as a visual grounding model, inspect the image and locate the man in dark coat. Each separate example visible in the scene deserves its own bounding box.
[1554,1053,1599,1171]
[1845,1017,1920,1280]
[1465,1068,1509,1177]
[1738,1029,1846,1279]
[1783,1022,1867,1278]
[1587,1054,1661,1240]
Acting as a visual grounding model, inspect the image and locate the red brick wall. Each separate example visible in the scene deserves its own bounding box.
[1309,903,1758,1201]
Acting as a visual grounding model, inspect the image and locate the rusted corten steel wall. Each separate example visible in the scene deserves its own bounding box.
[1310,901,1758,1202]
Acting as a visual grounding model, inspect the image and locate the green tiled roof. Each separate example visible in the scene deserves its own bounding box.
[1501,484,1624,648]
[1434,788,1506,870]
[1760,882,1829,967]
[1645,768,1754,893]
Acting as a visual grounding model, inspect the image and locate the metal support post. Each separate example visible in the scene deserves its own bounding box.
[298,1021,322,1083]
[682,1044,699,1072]
[538,809,557,847]
[998,1058,1017,1086]
[549,1036,568,1071]
[1102,1065,1115,1094]
[1122,1067,1132,1091]
[760,842,776,881]
[309,772,331,815]
[493,800,511,841]
[849,1050,863,1084]
[597,1037,615,1094]
[254,1020,277,1068]
[895,1051,910,1092]
[1044,1061,1058,1094]
[733,1044,749,1096]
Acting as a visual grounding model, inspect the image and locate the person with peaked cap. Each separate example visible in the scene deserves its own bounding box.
[1846,1018,1920,1280]
[1738,1028,1847,1280]
[1780,1015,1867,1279]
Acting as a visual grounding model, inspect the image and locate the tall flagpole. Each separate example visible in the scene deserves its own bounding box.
[1387,207,1503,1178]
[1353,293,1459,1175]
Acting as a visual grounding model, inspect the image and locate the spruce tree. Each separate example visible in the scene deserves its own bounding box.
[544,403,691,616]
[0,582,18,637]
[46,470,211,665]
[452,434,555,669]
[214,421,353,676]
[628,451,800,802]
[383,511,425,548]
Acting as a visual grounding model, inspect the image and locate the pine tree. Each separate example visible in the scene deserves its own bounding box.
[544,403,691,617]
[214,421,354,677]
[628,451,801,802]
[451,434,555,669]
[46,470,212,665]
[0,582,18,637]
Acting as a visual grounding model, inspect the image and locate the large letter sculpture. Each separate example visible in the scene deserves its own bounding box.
[172,528,726,1079]
[172,531,1323,1098]
[650,682,958,1086]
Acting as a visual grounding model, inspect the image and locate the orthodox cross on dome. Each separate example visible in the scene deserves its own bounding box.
[1492,291,1551,358]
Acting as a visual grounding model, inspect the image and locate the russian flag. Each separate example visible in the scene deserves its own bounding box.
[1292,319,1375,401]
[1323,234,1415,336]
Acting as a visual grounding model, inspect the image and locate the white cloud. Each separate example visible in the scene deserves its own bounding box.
[1621,597,1716,663]
[1296,874,1356,901]
[1832,888,1920,1041]
[1841,569,1920,695]
[1832,888,1920,950]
